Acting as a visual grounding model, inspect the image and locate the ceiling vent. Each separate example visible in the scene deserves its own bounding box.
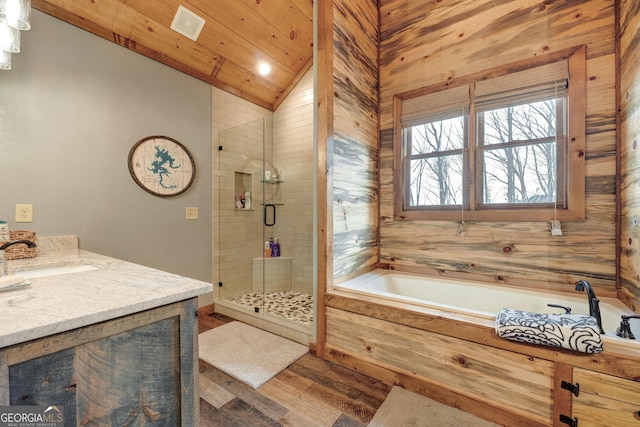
[170,5,206,41]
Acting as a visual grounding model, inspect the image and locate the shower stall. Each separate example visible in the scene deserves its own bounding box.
[213,109,315,345]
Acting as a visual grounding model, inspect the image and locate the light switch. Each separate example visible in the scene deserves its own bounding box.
[186,207,199,220]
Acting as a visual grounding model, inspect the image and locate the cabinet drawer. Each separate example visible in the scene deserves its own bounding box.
[572,368,640,426]
[574,368,640,402]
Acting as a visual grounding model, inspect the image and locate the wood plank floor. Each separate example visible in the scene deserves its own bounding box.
[197,308,392,426]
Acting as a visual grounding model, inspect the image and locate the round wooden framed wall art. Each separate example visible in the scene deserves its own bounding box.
[128,135,196,197]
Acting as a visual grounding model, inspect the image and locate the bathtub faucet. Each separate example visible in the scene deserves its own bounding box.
[616,315,640,339]
[575,280,604,334]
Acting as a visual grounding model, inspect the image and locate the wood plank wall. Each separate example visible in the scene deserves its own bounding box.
[330,0,380,280]
[619,0,640,304]
[378,0,619,295]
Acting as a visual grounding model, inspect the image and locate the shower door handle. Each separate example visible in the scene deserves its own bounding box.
[264,204,276,227]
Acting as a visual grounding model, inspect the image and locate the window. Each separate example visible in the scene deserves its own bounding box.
[394,47,585,221]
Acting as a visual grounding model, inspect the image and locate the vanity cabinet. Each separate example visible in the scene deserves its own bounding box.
[567,368,640,426]
[0,298,199,426]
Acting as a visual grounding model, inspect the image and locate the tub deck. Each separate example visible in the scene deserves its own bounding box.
[325,270,640,427]
[334,269,640,342]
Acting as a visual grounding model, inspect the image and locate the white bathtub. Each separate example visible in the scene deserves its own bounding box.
[334,269,640,341]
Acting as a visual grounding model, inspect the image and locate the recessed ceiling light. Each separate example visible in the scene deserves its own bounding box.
[258,63,271,76]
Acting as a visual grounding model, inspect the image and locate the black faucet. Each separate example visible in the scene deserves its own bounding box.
[0,240,37,250]
[575,280,604,334]
[616,315,640,339]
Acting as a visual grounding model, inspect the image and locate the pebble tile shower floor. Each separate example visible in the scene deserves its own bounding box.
[230,291,314,325]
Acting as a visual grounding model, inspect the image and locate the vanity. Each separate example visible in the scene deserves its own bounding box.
[0,236,212,425]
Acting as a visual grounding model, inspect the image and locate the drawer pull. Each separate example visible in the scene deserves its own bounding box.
[560,414,578,427]
[561,380,580,397]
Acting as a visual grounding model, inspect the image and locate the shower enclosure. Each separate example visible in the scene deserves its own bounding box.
[214,113,314,344]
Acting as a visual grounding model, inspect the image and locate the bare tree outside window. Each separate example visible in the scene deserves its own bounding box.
[396,49,585,221]
[480,99,561,204]
[407,116,464,207]
[405,98,563,209]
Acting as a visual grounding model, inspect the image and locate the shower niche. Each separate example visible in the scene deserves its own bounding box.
[214,117,314,344]
[234,171,252,210]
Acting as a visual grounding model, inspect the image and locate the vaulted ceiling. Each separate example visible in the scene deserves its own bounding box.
[32,0,314,111]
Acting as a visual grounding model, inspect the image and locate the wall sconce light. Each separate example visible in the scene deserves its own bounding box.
[0,0,30,30]
[0,20,20,52]
[0,48,10,70]
[0,0,31,70]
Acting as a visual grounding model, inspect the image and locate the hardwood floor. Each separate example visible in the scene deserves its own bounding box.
[197,309,392,426]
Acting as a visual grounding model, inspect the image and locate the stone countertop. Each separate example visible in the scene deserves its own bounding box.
[0,240,213,348]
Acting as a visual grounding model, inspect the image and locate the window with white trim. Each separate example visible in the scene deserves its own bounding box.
[394,48,585,222]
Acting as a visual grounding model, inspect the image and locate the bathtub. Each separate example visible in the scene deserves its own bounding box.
[334,269,640,341]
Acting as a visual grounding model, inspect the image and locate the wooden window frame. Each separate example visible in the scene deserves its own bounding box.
[393,46,586,222]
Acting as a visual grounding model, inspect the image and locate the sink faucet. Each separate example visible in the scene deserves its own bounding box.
[0,239,37,250]
[575,280,604,334]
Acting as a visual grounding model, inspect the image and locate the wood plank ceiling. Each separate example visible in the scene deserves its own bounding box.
[32,0,314,111]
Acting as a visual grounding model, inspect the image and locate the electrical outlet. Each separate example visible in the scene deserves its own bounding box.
[15,204,33,223]
[185,207,199,220]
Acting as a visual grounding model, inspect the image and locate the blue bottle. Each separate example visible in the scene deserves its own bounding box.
[272,238,280,257]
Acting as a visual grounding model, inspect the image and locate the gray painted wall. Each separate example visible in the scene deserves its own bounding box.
[0,11,213,283]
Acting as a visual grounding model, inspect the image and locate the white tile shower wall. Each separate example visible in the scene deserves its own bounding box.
[251,257,293,293]
[212,68,314,301]
[273,70,314,295]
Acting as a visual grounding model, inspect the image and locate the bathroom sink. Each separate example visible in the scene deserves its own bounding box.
[20,264,100,279]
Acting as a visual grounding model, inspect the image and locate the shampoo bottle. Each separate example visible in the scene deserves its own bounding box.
[264,241,271,258]
[272,238,280,257]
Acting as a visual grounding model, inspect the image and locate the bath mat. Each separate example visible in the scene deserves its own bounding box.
[369,386,500,427]
[198,321,308,389]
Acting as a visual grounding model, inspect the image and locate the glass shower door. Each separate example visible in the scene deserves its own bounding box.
[260,157,286,316]
[215,111,312,328]
[217,118,268,313]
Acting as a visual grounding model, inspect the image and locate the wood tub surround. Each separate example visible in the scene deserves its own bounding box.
[377,0,619,301]
[325,291,640,427]
[317,0,640,425]
[316,0,381,357]
[620,0,640,303]
[0,244,212,425]
[328,0,380,285]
